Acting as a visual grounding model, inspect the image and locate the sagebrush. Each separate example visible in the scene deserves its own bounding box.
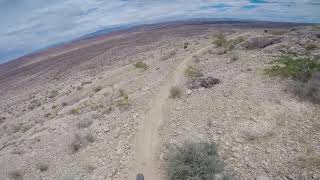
[167,142,230,180]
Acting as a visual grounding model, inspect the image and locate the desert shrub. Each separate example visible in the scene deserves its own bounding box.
[161,50,176,61]
[184,42,190,49]
[36,162,49,172]
[8,169,23,180]
[116,89,130,110]
[185,66,203,79]
[62,102,68,107]
[49,90,58,98]
[229,51,240,62]
[227,36,245,51]
[93,86,103,93]
[167,142,230,180]
[305,42,318,51]
[85,133,95,143]
[70,108,80,115]
[134,61,149,70]
[213,33,227,48]
[77,119,93,129]
[70,133,95,153]
[170,86,182,99]
[289,72,320,104]
[265,55,320,82]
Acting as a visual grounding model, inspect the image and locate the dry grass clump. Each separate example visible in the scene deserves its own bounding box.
[185,65,203,79]
[134,61,149,70]
[170,86,183,99]
[167,142,230,180]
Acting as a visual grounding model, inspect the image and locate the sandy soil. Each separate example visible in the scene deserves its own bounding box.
[0,21,319,180]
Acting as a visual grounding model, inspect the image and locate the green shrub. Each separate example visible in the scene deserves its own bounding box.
[213,33,227,47]
[170,86,182,99]
[167,142,230,180]
[116,89,130,110]
[70,108,80,115]
[265,55,320,82]
[185,66,203,79]
[227,36,245,51]
[134,61,149,70]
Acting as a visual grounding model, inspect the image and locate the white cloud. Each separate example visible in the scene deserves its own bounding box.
[0,0,319,63]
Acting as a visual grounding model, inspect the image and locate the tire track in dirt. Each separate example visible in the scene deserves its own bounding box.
[133,46,212,180]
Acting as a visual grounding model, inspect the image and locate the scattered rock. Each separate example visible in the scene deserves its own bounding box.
[187,77,221,89]
[256,175,270,180]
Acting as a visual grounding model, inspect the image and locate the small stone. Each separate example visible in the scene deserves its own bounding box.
[186,90,192,95]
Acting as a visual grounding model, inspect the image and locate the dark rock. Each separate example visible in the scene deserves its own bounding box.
[187,77,221,89]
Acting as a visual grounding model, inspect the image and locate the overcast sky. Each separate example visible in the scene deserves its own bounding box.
[0,0,319,63]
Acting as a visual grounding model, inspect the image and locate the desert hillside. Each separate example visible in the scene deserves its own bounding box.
[0,22,319,180]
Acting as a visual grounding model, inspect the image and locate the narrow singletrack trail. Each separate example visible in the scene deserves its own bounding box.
[133,46,212,180]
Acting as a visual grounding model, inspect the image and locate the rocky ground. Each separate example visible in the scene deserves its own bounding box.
[0,22,319,180]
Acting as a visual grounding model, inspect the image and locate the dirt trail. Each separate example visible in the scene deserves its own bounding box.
[133,46,212,180]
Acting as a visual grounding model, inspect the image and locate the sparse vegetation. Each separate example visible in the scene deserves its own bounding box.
[266,55,320,103]
[36,162,49,172]
[93,86,103,92]
[184,42,190,49]
[170,86,182,99]
[269,29,287,35]
[70,107,80,115]
[134,61,149,70]
[213,33,227,48]
[265,55,320,82]
[185,65,203,79]
[305,42,318,51]
[70,133,95,153]
[289,72,320,104]
[116,89,130,110]
[227,36,245,51]
[167,142,230,180]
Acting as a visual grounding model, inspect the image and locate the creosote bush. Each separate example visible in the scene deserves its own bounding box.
[185,66,203,79]
[266,55,320,104]
[167,142,230,180]
[134,61,149,70]
[170,86,182,99]
[265,55,320,82]
[213,33,227,47]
